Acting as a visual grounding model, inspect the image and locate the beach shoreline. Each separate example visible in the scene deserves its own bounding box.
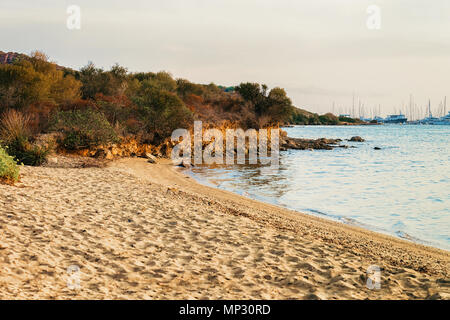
[0,156,448,299]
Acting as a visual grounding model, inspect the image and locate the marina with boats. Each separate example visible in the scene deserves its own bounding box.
[340,96,450,125]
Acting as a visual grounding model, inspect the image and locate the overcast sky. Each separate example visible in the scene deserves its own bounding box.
[1,0,450,118]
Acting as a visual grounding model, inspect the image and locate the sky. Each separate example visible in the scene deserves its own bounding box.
[1,0,450,118]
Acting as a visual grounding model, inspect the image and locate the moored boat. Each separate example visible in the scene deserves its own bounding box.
[382,114,407,124]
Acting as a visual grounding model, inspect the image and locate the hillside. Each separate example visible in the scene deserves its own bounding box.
[0,50,364,165]
[0,51,25,64]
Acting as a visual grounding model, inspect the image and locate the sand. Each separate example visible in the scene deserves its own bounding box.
[0,156,448,299]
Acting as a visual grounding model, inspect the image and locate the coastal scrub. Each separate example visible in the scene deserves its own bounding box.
[0,146,20,184]
[0,109,51,166]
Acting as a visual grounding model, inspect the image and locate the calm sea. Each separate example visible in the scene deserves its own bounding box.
[187,125,450,251]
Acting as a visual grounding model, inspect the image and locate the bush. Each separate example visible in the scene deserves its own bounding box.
[339,116,357,123]
[7,136,51,166]
[0,109,31,145]
[50,109,118,150]
[0,146,20,184]
[0,109,50,166]
[176,79,204,99]
[134,88,192,144]
[318,113,339,125]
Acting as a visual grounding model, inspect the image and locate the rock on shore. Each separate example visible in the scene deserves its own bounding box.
[348,136,365,142]
[281,137,344,150]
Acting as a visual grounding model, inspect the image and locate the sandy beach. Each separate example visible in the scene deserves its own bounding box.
[0,156,448,299]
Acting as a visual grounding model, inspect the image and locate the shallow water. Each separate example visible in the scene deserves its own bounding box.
[187,125,450,251]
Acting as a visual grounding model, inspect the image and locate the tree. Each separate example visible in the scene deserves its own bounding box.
[266,87,292,123]
[0,55,81,110]
[176,79,204,99]
[109,63,129,96]
[133,87,192,143]
[235,82,263,105]
[79,62,128,99]
[79,62,108,99]
[0,61,48,109]
[138,71,177,92]
[50,74,81,105]
[235,83,293,123]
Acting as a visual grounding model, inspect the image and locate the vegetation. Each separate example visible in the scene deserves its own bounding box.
[0,146,20,184]
[290,108,364,125]
[50,109,118,150]
[0,109,51,166]
[6,137,51,166]
[0,50,364,161]
[234,83,292,124]
[338,115,361,124]
[133,86,192,144]
[0,108,31,145]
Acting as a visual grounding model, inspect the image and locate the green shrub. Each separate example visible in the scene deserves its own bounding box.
[133,87,192,144]
[50,109,118,150]
[0,146,20,184]
[319,113,339,125]
[7,136,51,166]
[176,79,205,98]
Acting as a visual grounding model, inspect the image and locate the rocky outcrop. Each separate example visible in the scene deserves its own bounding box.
[348,136,365,142]
[281,137,344,150]
[75,137,175,160]
[54,127,363,160]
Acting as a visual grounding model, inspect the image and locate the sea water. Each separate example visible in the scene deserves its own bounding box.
[187,125,450,250]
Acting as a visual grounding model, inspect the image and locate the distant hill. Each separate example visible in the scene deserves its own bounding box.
[0,51,27,65]
[0,51,65,70]
[288,106,365,125]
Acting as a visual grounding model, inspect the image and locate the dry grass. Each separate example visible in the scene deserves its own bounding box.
[0,109,31,144]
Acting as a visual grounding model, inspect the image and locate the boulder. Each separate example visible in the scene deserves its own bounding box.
[349,136,365,142]
[177,160,192,168]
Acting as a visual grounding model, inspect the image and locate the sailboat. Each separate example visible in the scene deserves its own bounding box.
[420,100,439,124]
[421,98,450,125]
[431,97,450,125]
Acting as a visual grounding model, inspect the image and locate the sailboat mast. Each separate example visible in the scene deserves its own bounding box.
[409,94,412,120]
[428,99,432,118]
[352,93,355,117]
[445,96,447,116]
